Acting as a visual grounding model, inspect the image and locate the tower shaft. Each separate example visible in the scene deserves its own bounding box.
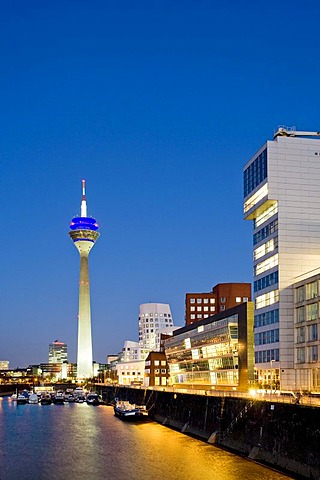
[77,252,93,378]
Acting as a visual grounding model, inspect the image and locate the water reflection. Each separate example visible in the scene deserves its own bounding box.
[0,398,293,480]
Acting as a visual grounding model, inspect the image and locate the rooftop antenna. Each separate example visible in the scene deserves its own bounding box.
[80,179,87,217]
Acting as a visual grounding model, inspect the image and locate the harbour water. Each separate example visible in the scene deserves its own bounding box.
[0,397,293,480]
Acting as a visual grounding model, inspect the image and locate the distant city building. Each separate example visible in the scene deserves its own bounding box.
[106,354,118,366]
[165,302,254,391]
[48,340,68,364]
[144,351,169,387]
[139,303,174,351]
[69,180,99,379]
[0,361,9,370]
[185,283,251,325]
[243,127,320,390]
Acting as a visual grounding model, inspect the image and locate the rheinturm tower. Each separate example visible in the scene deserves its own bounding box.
[69,180,99,379]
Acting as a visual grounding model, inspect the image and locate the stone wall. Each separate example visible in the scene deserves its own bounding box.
[99,386,320,479]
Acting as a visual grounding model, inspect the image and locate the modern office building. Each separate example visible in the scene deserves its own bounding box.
[48,340,67,364]
[185,282,251,325]
[165,302,254,391]
[138,303,174,351]
[243,127,320,390]
[293,270,320,392]
[69,180,100,379]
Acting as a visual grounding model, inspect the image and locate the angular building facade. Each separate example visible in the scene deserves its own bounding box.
[138,303,174,351]
[48,340,67,364]
[165,302,254,391]
[243,127,320,390]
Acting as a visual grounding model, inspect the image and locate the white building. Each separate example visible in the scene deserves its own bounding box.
[139,303,174,351]
[0,361,9,370]
[243,127,320,390]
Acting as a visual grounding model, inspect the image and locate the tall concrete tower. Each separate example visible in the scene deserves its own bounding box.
[69,180,100,379]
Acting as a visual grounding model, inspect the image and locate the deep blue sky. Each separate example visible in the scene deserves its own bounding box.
[2,1,320,367]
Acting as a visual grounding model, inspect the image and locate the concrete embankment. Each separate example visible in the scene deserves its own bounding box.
[99,386,320,480]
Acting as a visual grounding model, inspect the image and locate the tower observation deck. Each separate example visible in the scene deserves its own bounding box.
[69,180,100,379]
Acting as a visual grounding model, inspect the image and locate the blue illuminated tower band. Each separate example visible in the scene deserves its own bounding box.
[69,180,100,379]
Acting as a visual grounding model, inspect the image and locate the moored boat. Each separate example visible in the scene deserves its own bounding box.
[113,400,148,420]
[86,393,103,406]
[53,392,65,404]
[40,394,52,405]
[28,393,39,404]
[17,394,28,405]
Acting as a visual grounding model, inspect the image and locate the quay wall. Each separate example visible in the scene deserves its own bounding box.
[98,386,320,480]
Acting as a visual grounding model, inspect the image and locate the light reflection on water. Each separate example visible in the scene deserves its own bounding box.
[0,398,293,480]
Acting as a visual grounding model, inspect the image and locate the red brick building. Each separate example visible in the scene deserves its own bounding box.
[185,282,251,325]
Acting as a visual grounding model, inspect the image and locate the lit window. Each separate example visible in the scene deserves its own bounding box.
[243,297,249,302]
[306,281,318,300]
[296,287,304,303]
[203,298,209,303]
[197,298,202,304]
[306,303,318,321]
[197,306,202,312]
[254,202,278,228]
[210,306,215,312]
[255,289,279,309]
[255,254,278,276]
[236,297,241,303]
[190,314,195,319]
[210,298,215,304]
[198,325,204,332]
[154,360,159,366]
[190,306,195,311]
[254,238,276,261]
[244,183,268,214]
[203,306,209,311]
[190,298,195,304]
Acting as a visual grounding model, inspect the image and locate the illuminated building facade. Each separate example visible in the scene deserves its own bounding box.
[165,302,254,391]
[185,282,251,325]
[0,361,9,370]
[139,303,174,351]
[243,127,320,390]
[293,271,320,392]
[48,340,67,364]
[144,351,169,387]
[69,180,99,379]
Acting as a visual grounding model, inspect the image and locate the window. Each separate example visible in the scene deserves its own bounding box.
[161,361,166,366]
[255,289,279,309]
[203,298,209,304]
[221,297,226,303]
[161,369,166,374]
[154,369,160,374]
[220,305,225,311]
[306,303,318,321]
[308,323,318,342]
[203,306,209,312]
[255,254,278,276]
[296,307,305,324]
[190,299,195,304]
[154,360,159,366]
[236,297,241,303]
[197,298,202,304]
[197,314,202,318]
[244,183,268,214]
[210,306,215,312]
[197,306,202,312]
[306,281,318,300]
[190,306,195,311]
[254,309,279,327]
[190,314,195,319]
[210,298,215,304]
[254,237,277,261]
[254,202,278,228]
[296,326,305,343]
[308,345,318,362]
[243,148,267,197]
[243,297,249,302]
[296,347,305,364]
[253,219,278,245]
[254,271,278,292]
[296,286,304,303]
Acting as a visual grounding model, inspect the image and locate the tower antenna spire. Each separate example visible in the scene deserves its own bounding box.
[81,179,87,217]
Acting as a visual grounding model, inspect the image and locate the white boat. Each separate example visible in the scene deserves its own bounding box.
[28,393,39,404]
[113,400,148,420]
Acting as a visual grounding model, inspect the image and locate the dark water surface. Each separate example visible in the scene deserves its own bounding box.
[0,397,293,480]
